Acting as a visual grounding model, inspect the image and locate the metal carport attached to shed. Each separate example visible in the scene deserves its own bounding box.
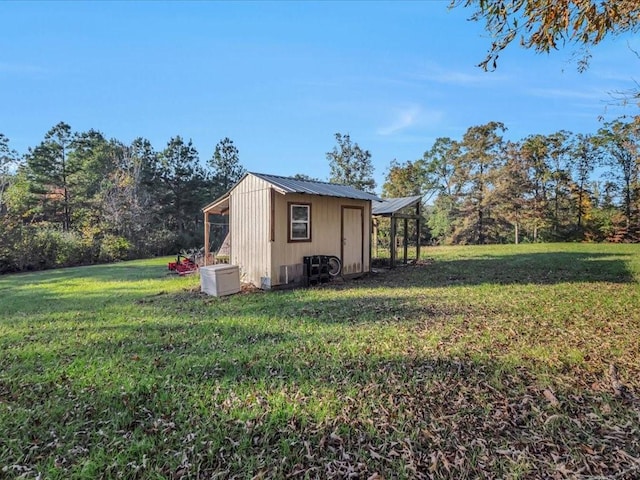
[372,195,423,267]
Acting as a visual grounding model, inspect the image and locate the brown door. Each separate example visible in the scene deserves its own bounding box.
[341,206,363,275]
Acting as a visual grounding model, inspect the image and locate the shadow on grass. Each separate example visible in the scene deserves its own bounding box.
[0,264,184,317]
[369,251,636,287]
[24,251,640,326]
[2,258,639,478]
[0,284,171,318]
[2,250,633,320]
[3,314,638,479]
[0,260,171,285]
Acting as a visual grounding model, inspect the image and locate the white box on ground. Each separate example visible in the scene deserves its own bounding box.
[200,265,241,296]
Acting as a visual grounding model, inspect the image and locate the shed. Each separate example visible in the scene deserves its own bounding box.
[202,172,381,289]
[372,195,423,267]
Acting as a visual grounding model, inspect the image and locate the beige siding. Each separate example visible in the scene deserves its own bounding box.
[229,175,272,288]
[225,173,373,289]
[342,206,364,275]
[270,193,371,286]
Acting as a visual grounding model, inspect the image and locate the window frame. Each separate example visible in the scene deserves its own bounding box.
[288,202,312,243]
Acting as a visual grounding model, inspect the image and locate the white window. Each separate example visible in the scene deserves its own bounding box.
[289,203,311,242]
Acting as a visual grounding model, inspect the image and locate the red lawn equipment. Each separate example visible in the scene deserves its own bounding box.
[168,250,199,276]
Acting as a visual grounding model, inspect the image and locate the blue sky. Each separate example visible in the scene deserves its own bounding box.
[1,1,638,191]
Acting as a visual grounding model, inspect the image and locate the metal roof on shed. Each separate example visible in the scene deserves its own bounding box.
[202,172,381,214]
[251,172,381,201]
[372,195,423,215]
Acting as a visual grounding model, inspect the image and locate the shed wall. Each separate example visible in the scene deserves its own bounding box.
[229,175,272,288]
[270,193,371,286]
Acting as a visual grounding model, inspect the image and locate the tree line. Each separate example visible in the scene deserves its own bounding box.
[0,123,244,273]
[1,116,639,273]
[381,117,640,244]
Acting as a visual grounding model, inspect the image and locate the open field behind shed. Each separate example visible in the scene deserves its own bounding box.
[0,243,639,479]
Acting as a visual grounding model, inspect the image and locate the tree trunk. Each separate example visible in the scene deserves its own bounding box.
[63,185,70,232]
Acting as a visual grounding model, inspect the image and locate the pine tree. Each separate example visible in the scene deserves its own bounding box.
[327,133,376,193]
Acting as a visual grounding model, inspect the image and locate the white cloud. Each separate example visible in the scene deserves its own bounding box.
[412,63,509,86]
[376,105,443,136]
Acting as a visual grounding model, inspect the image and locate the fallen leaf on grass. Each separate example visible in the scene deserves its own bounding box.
[369,449,383,460]
[543,389,560,407]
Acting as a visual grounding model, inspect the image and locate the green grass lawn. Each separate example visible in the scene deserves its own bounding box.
[1,243,639,479]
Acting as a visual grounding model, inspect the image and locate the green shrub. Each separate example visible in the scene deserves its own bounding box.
[99,234,131,262]
[29,228,89,268]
